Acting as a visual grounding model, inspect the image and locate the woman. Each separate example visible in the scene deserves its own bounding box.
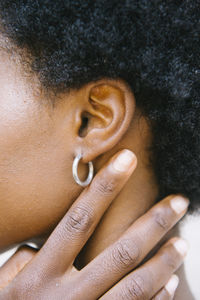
[0,0,199,299]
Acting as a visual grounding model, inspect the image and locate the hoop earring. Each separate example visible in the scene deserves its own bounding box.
[72,154,94,187]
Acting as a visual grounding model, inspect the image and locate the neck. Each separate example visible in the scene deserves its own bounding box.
[76,145,159,267]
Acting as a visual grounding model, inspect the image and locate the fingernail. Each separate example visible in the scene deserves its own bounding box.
[173,238,189,256]
[165,274,179,296]
[170,196,189,214]
[112,150,136,173]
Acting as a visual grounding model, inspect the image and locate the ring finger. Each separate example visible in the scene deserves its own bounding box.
[100,237,188,299]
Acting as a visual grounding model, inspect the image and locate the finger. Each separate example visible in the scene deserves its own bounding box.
[0,245,37,290]
[100,238,188,300]
[35,149,137,274]
[79,194,189,297]
[152,274,179,300]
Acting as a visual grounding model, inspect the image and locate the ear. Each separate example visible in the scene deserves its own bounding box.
[74,79,136,163]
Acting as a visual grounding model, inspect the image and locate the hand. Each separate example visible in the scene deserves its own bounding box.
[0,149,189,300]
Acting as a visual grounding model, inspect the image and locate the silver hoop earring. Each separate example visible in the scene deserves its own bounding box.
[72,154,94,187]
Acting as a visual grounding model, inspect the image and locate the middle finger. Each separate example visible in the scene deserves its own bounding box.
[78,194,189,297]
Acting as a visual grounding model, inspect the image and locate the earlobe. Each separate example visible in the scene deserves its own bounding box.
[77,79,136,163]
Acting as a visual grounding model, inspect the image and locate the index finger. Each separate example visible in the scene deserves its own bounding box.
[34,149,137,275]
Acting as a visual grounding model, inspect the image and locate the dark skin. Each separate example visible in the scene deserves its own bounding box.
[0,46,191,299]
[0,48,156,250]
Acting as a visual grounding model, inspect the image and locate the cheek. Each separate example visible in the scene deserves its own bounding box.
[0,53,84,248]
[0,88,80,246]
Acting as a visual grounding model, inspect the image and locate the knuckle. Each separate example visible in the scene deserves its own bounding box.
[92,177,116,195]
[111,240,140,271]
[65,206,93,234]
[152,209,169,231]
[123,275,147,300]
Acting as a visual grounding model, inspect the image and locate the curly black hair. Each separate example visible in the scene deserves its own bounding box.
[0,0,199,212]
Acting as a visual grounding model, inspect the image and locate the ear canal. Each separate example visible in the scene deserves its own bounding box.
[79,105,112,138]
[78,111,89,137]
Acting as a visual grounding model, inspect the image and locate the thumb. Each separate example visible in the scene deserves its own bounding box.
[0,245,37,290]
